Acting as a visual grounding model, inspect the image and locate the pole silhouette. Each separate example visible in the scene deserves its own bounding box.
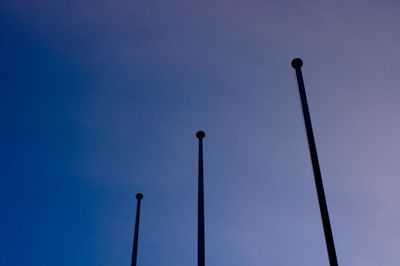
[131,193,144,266]
[291,58,338,266]
[196,130,206,266]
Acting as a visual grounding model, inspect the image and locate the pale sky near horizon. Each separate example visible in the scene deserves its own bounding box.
[1,1,400,265]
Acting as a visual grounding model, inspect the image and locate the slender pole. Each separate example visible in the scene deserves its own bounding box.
[291,58,338,266]
[131,193,144,266]
[196,130,206,266]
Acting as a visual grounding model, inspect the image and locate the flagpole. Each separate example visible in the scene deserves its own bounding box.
[196,130,206,266]
[291,58,338,266]
[131,193,144,266]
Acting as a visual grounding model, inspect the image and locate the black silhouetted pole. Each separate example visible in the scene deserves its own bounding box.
[196,130,206,266]
[131,193,144,266]
[291,58,338,266]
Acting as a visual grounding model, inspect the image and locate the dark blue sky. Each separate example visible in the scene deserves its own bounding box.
[2,1,400,265]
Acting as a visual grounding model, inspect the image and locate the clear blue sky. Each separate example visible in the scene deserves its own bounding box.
[1,1,400,265]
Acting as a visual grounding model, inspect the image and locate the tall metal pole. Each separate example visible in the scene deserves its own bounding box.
[196,130,206,266]
[291,58,338,266]
[131,193,144,266]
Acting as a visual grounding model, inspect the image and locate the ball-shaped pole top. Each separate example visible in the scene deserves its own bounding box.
[196,130,206,139]
[136,193,144,200]
[291,58,303,69]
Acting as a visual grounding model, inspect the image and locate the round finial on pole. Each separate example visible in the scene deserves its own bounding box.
[196,130,206,139]
[291,58,303,69]
[136,193,144,200]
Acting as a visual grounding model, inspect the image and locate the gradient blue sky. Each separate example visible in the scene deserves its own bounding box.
[1,1,400,265]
